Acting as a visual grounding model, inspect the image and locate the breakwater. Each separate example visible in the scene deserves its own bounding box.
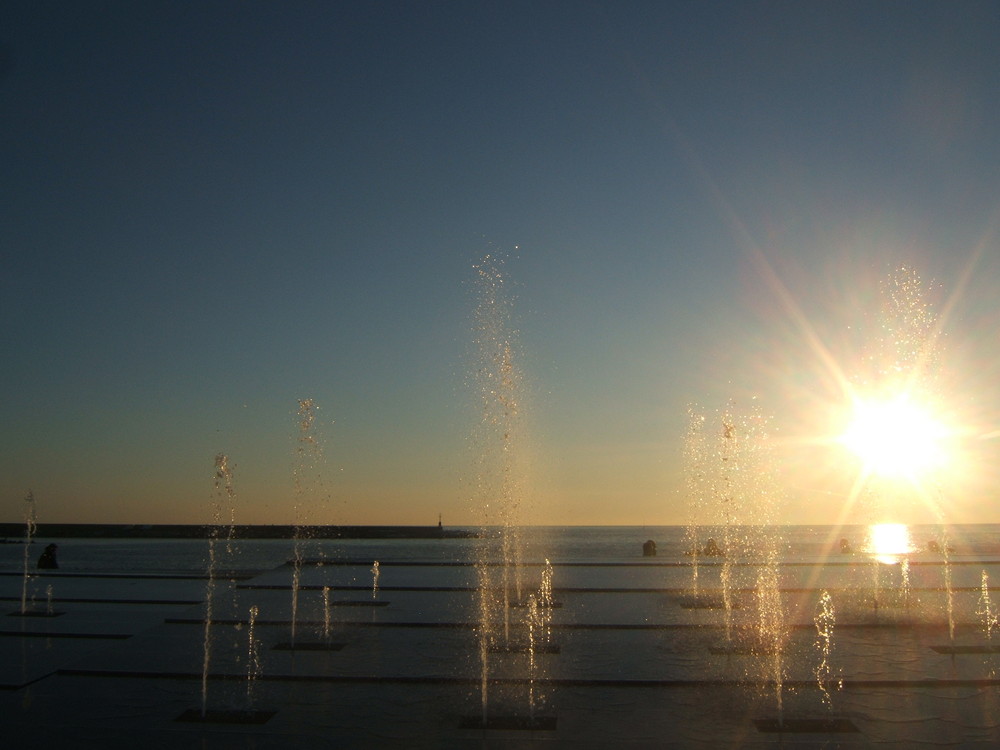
[0,523,477,540]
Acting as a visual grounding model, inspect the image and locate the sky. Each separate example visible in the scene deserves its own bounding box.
[2,1,1000,527]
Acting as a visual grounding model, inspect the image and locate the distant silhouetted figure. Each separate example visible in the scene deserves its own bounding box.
[37,543,58,570]
[839,538,853,554]
[703,538,723,557]
[643,539,657,557]
[926,539,941,554]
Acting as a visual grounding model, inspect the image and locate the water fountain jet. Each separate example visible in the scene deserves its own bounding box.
[465,252,554,732]
[20,490,36,615]
[199,454,238,718]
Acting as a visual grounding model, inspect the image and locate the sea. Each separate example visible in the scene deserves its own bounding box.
[3,524,1000,576]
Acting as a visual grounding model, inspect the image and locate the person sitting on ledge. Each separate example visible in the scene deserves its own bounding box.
[642,539,657,557]
[37,543,58,570]
[839,537,853,554]
[703,538,723,557]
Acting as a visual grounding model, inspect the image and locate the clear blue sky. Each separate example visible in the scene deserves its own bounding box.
[2,1,999,526]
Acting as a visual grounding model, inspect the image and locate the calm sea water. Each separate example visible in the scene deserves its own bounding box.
[2,525,1000,576]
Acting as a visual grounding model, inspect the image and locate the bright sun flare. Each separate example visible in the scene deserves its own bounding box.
[841,395,949,480]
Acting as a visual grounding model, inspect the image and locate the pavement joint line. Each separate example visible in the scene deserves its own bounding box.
[290,559,1000,568]
[0,630,133,639]
[159,617,968,632]
[51,669,1000,690]
[1,596,203,605]
[235,583,986,594]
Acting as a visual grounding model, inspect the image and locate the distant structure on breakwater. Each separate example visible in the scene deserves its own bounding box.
[0,523,479,540]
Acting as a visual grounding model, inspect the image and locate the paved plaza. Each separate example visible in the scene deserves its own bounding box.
[4,554,1000,748]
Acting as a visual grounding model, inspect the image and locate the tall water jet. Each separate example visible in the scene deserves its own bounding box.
[20,490,37,614]
[740,401,786,722]
[290,398,324,647]
[468,251,535,727]
[718,405,738,642]
[371,560,380,600]
[712,399,782,647]
[201,453,237,718]
[699,399,786,725]
[848,268,952,631]
[683,407,709,599]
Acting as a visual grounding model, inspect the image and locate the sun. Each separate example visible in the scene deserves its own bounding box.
[840,394,950,481]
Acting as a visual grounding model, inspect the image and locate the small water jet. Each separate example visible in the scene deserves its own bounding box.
[941,528,956,642]
[245,605,262,710]
[900,558,911,613]
[8,492,64,619]
[273,583,351,651]
[20,490,36,615]
[813,590,841,709]
[318,563,389,612]
[322,585,331,639]
[496,561,560,656]
[979,570,998,641]
[932,571,1000,658]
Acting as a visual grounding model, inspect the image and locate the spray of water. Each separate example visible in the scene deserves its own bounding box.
[978,570,998,641]
[371,560,380,600]
[469,251,530,724]
[683,408,708,599]
[245,605,261,711]
[539,560,554,616]
[20,490,37,615]
[741,402,785,723]
[757,555,784,725]
[718,407,738,642]
[201,454,237,717]
[858,269,950,630]
[216,454,239,602]
[527,594,539,720]
[201,522,219,712]
[813,590,839,709]
[941,528,955,641]
[900,558,911,613]
[291,398,324,647]
[322,586,331,639]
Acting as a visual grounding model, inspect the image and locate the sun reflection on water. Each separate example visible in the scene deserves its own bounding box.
[866,523,915,564]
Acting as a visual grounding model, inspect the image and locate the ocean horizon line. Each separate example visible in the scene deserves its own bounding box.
[0,520,977,541]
